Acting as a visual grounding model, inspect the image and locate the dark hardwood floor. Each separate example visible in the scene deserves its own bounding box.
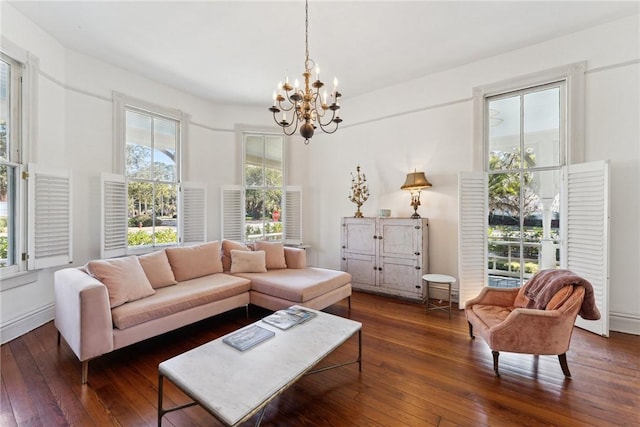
[1,291,639,426]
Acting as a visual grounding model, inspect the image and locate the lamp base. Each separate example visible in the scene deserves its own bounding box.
[410,212,421,219]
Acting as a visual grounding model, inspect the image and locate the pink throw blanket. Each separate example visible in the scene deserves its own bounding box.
[522,269,601,320]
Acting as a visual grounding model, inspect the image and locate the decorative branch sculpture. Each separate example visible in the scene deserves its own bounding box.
[348,165,369,218]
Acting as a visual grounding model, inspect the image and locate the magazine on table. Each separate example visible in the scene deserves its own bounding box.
[223,324,275,351]
[262,307,317,330]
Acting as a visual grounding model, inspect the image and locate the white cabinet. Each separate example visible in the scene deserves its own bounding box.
[341,217,429,301]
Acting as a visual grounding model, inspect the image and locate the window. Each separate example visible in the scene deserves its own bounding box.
[1,53,22,273]
[221,129,301,244]
[108,93,205,258]
[460,63,609,335]
[243,132,284,241]
[125,108,179,249]
[486,82,565,287]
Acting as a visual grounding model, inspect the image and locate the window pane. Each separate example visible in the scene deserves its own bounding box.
[264,189,282,241]
[126,111,152,179]
[154,184,177,245]
[0,164,16,267]
[524,169,561,276]
[488,96,521,171]
[0,59,9,161]
[245,188,263,241]
[524,87,561,168]
[488,172,522,287]
[245,135,263,187]
[128,180,154,248]
[265,135,283,187]
[153,117,177,182]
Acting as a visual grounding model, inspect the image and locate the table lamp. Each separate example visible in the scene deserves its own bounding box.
[401,170,432,218]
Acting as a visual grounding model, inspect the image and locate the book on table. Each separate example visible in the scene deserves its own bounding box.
[223,324,276,351]
[262,307,317,330]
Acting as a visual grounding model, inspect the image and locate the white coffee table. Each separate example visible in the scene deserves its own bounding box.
[157,306,362,426]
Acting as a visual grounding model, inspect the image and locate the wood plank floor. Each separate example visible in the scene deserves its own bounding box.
[1,291,639,426]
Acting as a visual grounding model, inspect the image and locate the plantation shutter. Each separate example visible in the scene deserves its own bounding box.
[101,173,127,259]
[457,172,488,309]
[562,161,609,336]
[221,185,244,241]
[180,182,207,245]
[27,164,73,270]
[284,186,302,245]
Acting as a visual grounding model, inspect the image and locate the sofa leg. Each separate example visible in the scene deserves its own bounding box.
[558,353,572,378]
[57,331,61,346]
[468,322,475,339]
[492,351,500,377]
[82,360,89,385]
[245,304,249,319]
[348,296,351,311]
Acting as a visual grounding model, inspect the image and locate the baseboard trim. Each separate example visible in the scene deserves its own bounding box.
[610,311,640,335]
[0,303,55,345]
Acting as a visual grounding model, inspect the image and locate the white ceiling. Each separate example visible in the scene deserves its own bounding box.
[8,1,639,107]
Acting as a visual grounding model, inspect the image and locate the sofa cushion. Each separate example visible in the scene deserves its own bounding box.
[165,241,223,281]
[254,241,287,270]
[221,240,251,272]
[230,250,267,274]
[235,267,350,303]
[87,256,155,308]
[111,274,252,329]
[138,250,177,289]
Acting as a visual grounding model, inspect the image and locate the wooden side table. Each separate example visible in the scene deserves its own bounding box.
[422,274,456,319]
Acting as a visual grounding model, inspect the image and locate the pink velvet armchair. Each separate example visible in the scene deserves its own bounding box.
[465,269,600,377]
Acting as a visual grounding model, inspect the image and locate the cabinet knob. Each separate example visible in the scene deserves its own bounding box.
[378,267,383,271]
[415,225,421,229]
[415,285,421,289]
[342,258,346,261]
[414,252,420,256]
[415,266,421,270]
[373,235,378,239]
[342,245,346,249]
[373,266,377,270]
[378,235,383,240]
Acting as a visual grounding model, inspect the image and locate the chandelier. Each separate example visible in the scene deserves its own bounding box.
[268,0,342,144]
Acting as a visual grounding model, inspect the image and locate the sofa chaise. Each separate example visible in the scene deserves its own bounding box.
[54,240,351,383]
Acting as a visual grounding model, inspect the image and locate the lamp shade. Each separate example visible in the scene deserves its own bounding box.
[401,171,432,191]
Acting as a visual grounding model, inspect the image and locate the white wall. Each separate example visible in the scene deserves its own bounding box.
[307,15,639,334]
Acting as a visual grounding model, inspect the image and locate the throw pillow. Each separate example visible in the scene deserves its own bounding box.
[138,250,177,289]
[165,241,223,281]
[221,240,251,272]
[87,256,155,308]
[230,249,268,273]
[254,241,287,270]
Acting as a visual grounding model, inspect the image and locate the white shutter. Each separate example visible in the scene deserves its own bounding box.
[562,161,609,336]
[221,185,244,241]
[101,173,127,259]
[27,164,72,269]
[458,172,488,308]
[180,182,206,245]
[284,186,302,245]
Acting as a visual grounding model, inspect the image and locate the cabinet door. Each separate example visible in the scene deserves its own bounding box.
[378,256,423,297]
[379,219,421,259]
[342,253,377,286]
[342,217,377,255]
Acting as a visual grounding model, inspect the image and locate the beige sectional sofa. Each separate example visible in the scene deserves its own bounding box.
[54,240,351,383]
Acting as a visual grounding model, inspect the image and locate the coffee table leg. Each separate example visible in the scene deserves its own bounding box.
[358,329,362,372]
[158,373,164,427]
